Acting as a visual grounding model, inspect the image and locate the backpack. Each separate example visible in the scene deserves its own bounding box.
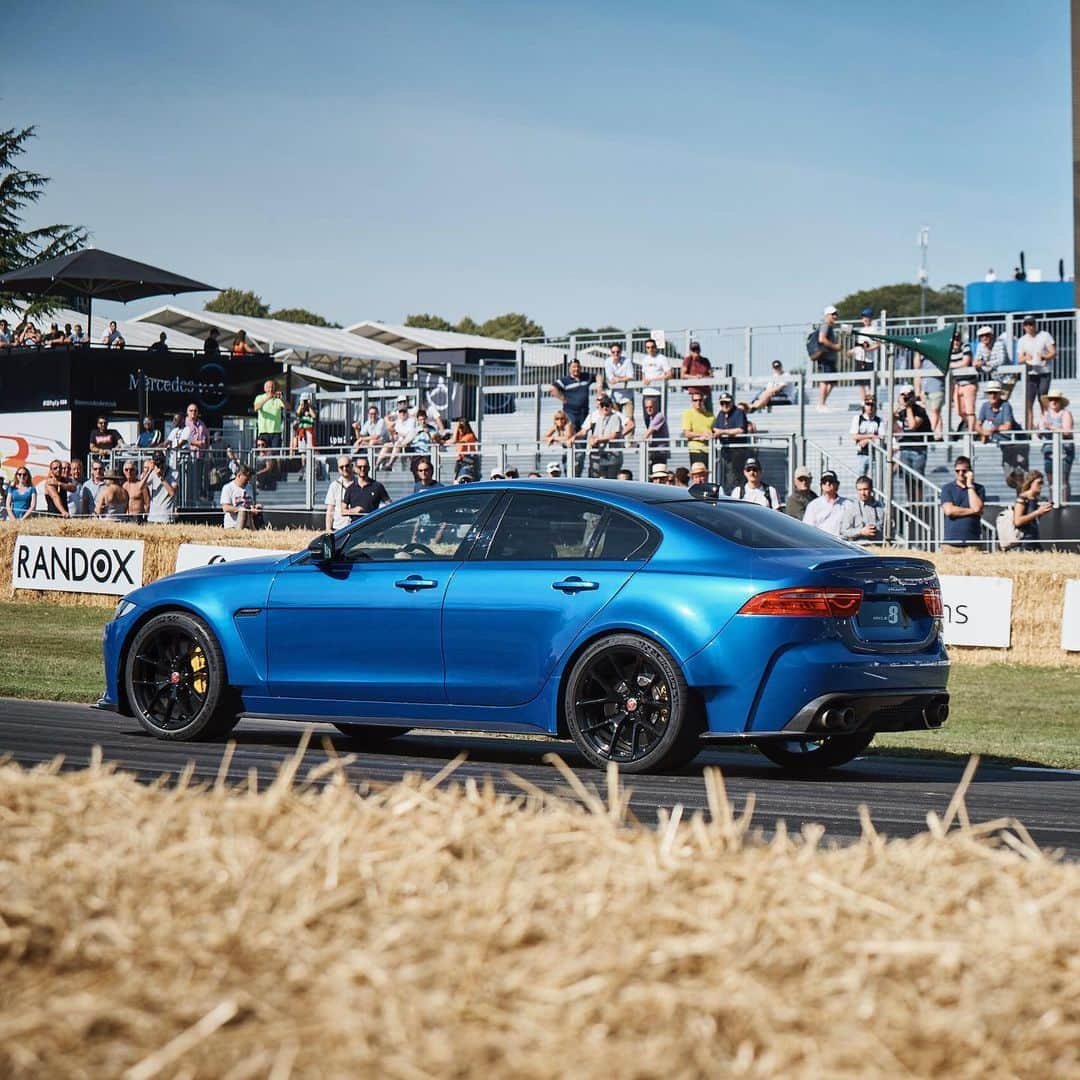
[996,505,1020,550]
[806,325,825,362]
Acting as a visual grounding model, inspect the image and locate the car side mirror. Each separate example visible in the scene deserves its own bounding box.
[308,532,337,563]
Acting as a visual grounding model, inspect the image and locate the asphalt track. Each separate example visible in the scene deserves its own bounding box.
[2,697,1078,856]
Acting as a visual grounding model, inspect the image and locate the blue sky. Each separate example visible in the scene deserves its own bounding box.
[5,0,1071,334]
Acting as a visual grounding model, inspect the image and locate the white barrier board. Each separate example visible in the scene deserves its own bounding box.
[938,575,1013,648]
[12,535,144,597]
[175,543,292,573]
[1062,580,1080,652]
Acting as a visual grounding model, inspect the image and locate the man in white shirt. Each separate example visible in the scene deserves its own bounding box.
[579,396,626,478]
[728,458,780,508]
[376,396,418,471]
[639,338,671,386]
[749,361,794,412]
[604,343,636,431]
[848,307,881,392]
[220,465,262,529]
[325,455,358,530]
[801,471,848,537]
[1016,316,1056,430]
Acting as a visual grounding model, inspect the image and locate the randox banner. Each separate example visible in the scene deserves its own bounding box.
[938,575,1013,648]
[12,535,144,597]
[175,543,291,573]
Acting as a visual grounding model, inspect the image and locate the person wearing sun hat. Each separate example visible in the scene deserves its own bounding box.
[1038,389,1074,500]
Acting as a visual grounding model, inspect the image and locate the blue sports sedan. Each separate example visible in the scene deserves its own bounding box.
[98,480,949,774]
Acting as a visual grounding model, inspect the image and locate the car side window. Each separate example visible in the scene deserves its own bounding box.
[592,510,656,560]
[485,493,605,560]
[337,492,494,562]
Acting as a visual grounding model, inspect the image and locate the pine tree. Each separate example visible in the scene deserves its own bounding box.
[0,125,88,316]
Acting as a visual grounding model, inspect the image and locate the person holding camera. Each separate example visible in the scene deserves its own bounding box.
[939,456,985,553]
[220,465,262,529]
[253,379,289,449]
[893,384,930,503]
[142,451,177,524]
[1009,469,1054,551]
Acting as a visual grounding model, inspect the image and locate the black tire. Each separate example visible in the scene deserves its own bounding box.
[564,633,700,773]
[332,723,411,744]
[124,611,240,741]
[754,731,875,775]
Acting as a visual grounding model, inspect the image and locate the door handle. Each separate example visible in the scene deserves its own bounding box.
[552,577,599,594]
[395,576,438,591]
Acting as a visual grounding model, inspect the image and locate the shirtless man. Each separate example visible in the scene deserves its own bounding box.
[121,460,148,520]
[95,472,130,519]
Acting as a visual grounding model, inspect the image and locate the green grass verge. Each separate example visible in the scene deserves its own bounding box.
[0,602,1076,769]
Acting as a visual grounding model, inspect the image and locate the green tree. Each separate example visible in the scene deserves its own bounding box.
[268,307,340,327]
[478,312,545,340]
[455,316,482,335]
[0,125,88,317]
[835,283,964,320]
[404,313,455,331]
[205,288,269,318]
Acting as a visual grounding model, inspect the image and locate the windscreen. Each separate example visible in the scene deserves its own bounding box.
[664,500,854,550]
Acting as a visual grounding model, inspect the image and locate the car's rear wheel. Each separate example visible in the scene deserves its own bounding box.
[564,633,700,773]
[125,611,240,741]
[332,723,411,744]
[754,731,875,774]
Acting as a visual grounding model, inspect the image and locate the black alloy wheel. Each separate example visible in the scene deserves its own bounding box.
[564,633,700,773]
[754,731,876,775]
[124,611,239,741]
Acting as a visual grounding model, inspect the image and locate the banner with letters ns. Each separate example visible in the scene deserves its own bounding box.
[175,543,292,574]
[12,535,144,597]
[938,575,1013,648]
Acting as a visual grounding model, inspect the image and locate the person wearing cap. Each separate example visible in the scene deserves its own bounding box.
[680,388,715,469]
[850,396,883,478]
[711,393,749,491]
[729,458,779,509]
[953,336,984,434]
[681,340,713,411]
[894,385,931,503]
[1038,390,1073,501]
[938,455,985,553]
[375,397,417,471]
[1016,316,1056,430]
[848,308,881,391]
[981,325,1018,401]
[802,471,847,536]
[137,416,162,449]
[639,389,670,468]
[784,466,817,521]
[749,360,793,413]
[639,338,671,385]
[814,306,842,410]
[579,394,626,478]
[840,476,885,546]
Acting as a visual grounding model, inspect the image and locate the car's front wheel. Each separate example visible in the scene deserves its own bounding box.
[124,611,240,741]
[754,732,875,775]
[564,633,700,773]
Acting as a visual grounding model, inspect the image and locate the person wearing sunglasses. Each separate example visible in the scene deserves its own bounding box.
[6,468,37,519]
[728,458,780,509]
[680,390,715,470]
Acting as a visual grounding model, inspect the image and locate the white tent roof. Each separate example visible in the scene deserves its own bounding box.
[132,306,413,372]
[345,320,517,354]
[9,303,205,350]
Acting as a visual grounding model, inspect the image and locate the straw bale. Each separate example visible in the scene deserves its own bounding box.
[0,750,1077,1078]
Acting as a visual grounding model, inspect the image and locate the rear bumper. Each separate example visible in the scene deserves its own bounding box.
[778,688,948,736]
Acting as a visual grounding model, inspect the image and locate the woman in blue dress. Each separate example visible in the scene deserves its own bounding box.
[5,468,37,518]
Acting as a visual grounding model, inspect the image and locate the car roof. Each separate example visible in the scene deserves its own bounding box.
[455,478,696,504]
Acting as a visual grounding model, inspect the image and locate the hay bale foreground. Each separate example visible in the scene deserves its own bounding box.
[1,751,1077,1078]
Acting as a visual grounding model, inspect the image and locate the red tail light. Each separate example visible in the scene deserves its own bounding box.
[739,587,863,618]
[922,587,943,618]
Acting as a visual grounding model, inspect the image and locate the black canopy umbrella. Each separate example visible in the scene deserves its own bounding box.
[0,247,217,341]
